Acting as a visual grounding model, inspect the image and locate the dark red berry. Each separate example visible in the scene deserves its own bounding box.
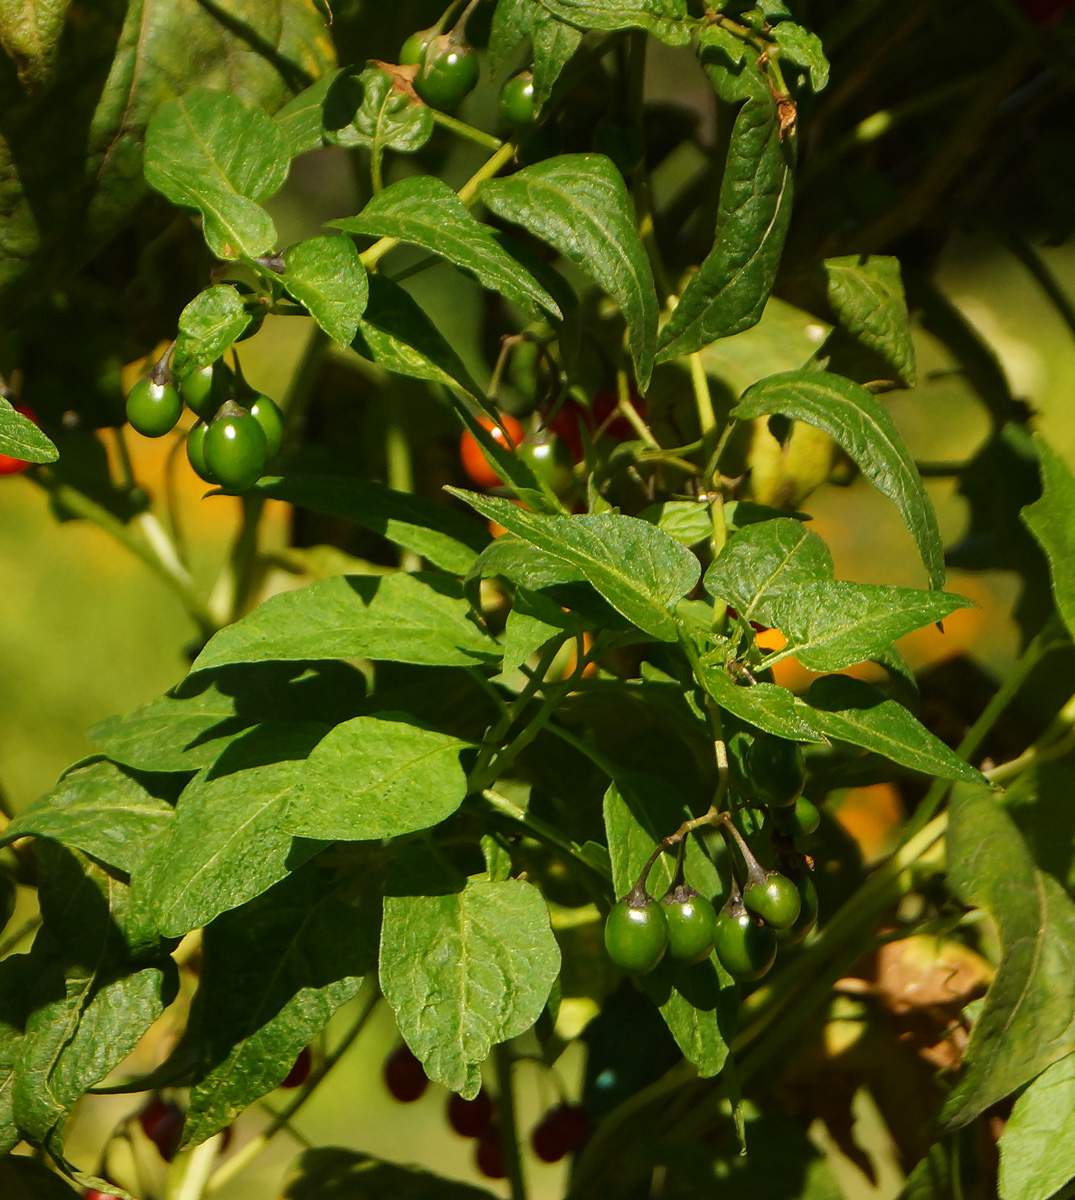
[447,1088,494,1138]
[139,1095,184,1162]
[384,1044,428,1102]
[280,1045,312,1089]
[82,1191,120,1200]
[531,1103,590,1162]
[475,1126,506,1179]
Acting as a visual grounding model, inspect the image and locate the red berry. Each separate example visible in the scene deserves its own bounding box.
[139,1095,184,1162]
[459,413,524,488]
[280,1045,312,1089]
[384,1044,428,1102]
[475,1126,506,1179]
[0,404,40,475]
[545,388,647,462]
[447,1088,494,1138]
[531,1104,590,1163]
[82,1191,121,1199]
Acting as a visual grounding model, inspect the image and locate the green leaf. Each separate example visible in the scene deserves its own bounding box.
[536,0,692,45]
[998,1052,1075,1200]
[283,1148,495,1200]
[14,844,172,1147]
[817,256,915,387]
[766,581,971,671]
[284,715,468,841]
[490,0,583,106]
[604,777,734,1076]
[733,370,945,589]
[0,1156,82,1199]
[0,394,56,463]
[144,88,290,260]
[1004,747,1075,893]
[275,70,339,156]
[173,285,252,373]
[468,535,585,592]
[130,724,330,940]
[283,236,368,346]
[0,0,69,92]
[333,176,560,320]
[255,474,487,575]
[695,664,826,742]
[0,954,36,1155]
[181,867,375,1147]
[380,854,560,1097]
[656,82,793,362]
[803,676,987,784]
[352,275,488,405]
[0,759,174,875]
[941,787,1075,1128]
[703,517,834,626]
[448,492,700,641]
[192,572,498,674]
[771,23,829,93]
[481,154,658,388]
[639,500,714,547]
[323,65,433,153]
[501,588,584,675]
[699,297,829,397]
[1023,435,1075,641]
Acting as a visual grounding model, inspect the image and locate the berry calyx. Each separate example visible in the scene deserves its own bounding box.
[748,735,806,808]
[475,1126,506,1179]
[713,902,777,982]
[743,871,802,930]
[138,1094,184,1162]
[0,404,40,475]
[384,1044,428,1102]
[499,71,536,126]
[447,1088,494,1138]
[126,376,182,438]
[280,1045,312,1089]
[604,884,668,975]
[661,884,717,964]
[772,796,821,839]
[203,401,268,492]
[531,1103,590,1162]
[460,413,524,488]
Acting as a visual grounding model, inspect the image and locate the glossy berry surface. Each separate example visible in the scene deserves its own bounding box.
[778,874,819,945]
[399,30,430,65]
[204,406,268,491]
[604,893,668,974]
[179,364,216,418]
[531,1103,590,1162]
[447,1088,494,1138]
[518,434,573,495]
[499,71,536,125]
[413,36,479,110]
[748,735,806,808]
[0,404,40,475]
[82,1191,118,1199]
[475,1126,506,1179]
[744,873,802,930]
[714,905,777,981]
[280,1045,312,1089]
[773,796,820,839]
[249,395,284,459]
[126,377,182,438]
[139,1095,184,1162]
[662,885,717,963]
[187,421,218,484]
[384,1044,428,1102]
[459,413,524,488]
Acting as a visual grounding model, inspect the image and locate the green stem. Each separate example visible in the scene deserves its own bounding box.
[385,396,421,572]
[615,370,660,447]
[494,1043,528,1200]
[431,108,503,150]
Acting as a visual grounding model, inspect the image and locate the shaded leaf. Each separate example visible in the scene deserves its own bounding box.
[0,954,36,1155]
[275,70,339,156]
[998,1052,1075,1200]
[818,255,915,387]
[144,88,289,260]
[0,1156,81,1199]
[695,664,826,743]
[283,235,368,346]
[733,370,945,588]
[537,0,692,45]
[334,176,559,319]
[481,154,658,387]
[771,23,829,93]
[283,1148,493,1200]
[1023,434,1075,642]
[323,65,432,153]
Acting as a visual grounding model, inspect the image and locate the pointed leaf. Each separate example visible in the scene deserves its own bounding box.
[818,255,915,387]
[144,88,289,260]
[1023,434,1075,642]
[941,787,1075,1128]
[998,1052,1075,1200]
[0,396,56,463]
[283,236,368,347]
[380,857,560,1097]
[771,23,829,93]
[192,572,498,674]
[537,0,692,45]
[766,581,972,671]
[284,715,468,841]
[733,370,945,588]
[481,154,658,387]
[333,176,559,319]
[696,664,826,743]
[449,491,699,641]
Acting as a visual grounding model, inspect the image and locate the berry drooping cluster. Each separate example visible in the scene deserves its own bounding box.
[126,348,283,493]
[604,734,820,982]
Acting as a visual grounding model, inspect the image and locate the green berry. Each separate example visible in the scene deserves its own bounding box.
[186,421,218,484]
[518,434,574,495]
[777,874,819,945]
[413,35,479,110]
[127,377,182,438]
[748,735,806,808]
[249,395,284,460]
[661,885,717,964]
[714,903,777,981]
[743,872,802,930]
[203,402,268,492]
[604,890,668,974]
[499,71,536,126]
[400,30,431,66]
[179,364,215,418]
[772,797,820,839]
